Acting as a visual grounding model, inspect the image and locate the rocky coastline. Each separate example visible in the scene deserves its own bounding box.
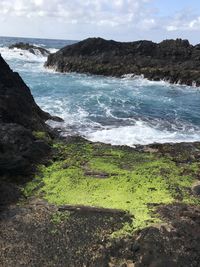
[9,42,50,56]
[0,54,200,266]
[46,37,200,86]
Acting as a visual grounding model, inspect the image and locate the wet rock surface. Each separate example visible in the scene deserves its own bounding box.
[9,42,50,56]
[46,37,200,86]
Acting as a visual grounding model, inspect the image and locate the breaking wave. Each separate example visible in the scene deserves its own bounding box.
[1,37,200,146]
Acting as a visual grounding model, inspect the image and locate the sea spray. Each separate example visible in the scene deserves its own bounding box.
[1,36,200,146]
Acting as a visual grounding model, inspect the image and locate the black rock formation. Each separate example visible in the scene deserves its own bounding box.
[46,37,200,86]
[0,55,52,175]
[9,42,50,56]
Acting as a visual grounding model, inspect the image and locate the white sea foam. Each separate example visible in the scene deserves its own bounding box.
[41,94,200,146]
[49,48,59,53]
[1,42,199,147]
[33,43,46,47]
[34,71,200,147]
[0,47,47,62]
[121,73,200,90]
[85,121,200,147]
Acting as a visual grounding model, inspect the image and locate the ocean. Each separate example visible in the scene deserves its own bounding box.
[1,36,200,146]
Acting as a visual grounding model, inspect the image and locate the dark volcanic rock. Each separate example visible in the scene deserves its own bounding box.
[0,54,51,130]
[9,42,50,56]
[0,199,200,267]
[0,197,130,267]
[46,37,200,86]
[0,123,50,175]
[0,54,53,175]
[105,204,200,267]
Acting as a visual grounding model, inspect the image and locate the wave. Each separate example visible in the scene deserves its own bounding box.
[43,94,200,146]
[33,43,46,47]
[0,47,47,62]
[1,42,199,147]
[32,71,200,147]
[84,122,200,146]
[49,48,59,54]
[0,46,60,75]
[47,116,200,146]
[121,73,200,91]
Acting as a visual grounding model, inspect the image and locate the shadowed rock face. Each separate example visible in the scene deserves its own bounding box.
[0,55,51,130]
[46,37,200,86]
[0,55,52,175]
[9,42,50,56]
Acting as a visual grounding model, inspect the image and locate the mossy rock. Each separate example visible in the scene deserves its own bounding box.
[32,131,51,143]
[23,137,200,236]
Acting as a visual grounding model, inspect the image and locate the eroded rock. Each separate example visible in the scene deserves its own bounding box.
[46,37,200,86]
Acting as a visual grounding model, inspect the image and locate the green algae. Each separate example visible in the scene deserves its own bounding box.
[51,211,71,225]
[23,138,200,235]
[32,131,51,143]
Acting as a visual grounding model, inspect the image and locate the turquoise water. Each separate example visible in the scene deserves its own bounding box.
[1,36,200,146]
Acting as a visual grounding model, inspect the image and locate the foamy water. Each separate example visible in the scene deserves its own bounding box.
[1,36,200,146]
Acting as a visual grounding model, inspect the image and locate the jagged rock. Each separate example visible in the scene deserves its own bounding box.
[0,54,54,175]
[0,54,52,130]
[46,37,200,86]
[9,42,50,56]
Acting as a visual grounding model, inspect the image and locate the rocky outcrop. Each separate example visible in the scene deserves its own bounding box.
[46,37,200,86]
[0,55,53,175]
[9,42,50,56]
[0,55,51,130]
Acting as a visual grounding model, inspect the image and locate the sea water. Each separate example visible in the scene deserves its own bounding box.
[1,36,200,146]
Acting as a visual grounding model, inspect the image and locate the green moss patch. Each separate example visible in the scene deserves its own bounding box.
[32,131,51,143]
[51,211,71,225]
[23,138,200,235]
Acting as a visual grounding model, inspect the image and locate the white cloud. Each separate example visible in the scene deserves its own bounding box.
[166,10,200,32]
[166,25,178,32]
[189,17,200,29]
[0,0,200,43]
[0,0,154,28]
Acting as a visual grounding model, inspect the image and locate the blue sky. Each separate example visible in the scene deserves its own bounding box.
[0,0,200,43]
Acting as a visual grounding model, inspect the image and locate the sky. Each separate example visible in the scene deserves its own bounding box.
[0,0,200,43]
